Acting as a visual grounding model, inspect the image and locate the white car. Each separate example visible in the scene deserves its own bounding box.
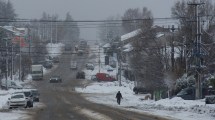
[8,93,27,109]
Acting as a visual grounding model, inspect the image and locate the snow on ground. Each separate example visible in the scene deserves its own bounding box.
[0,43,64,120]
[76,44,215,120]
[76,75,215,120]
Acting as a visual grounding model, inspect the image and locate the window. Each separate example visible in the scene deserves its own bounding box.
[11,95,24,99]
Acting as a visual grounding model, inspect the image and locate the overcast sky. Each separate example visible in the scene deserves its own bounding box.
[10,0,179,40]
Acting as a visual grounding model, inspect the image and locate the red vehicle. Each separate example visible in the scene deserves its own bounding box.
[91,73,116,82]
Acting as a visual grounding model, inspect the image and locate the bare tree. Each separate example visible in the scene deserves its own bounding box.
[127,7,166,93]
[0,0,17,26]
[121,8,142,33]
[98,15,122,43]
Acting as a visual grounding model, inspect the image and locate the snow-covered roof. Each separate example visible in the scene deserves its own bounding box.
[16,28,26,31]
[0,26,25,36]
[121,29,141,41]
[103,43,110,48]
[123,43,133,52]
[123,47,133,52]
[156,33,164,38]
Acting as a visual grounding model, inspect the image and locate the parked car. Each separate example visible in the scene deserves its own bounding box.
[176,86,211,100]
[52,57,60,63]
[31,89,40,102]
[70,61,78,70]
[7,93,27,109]
[49,76,62,83]
[76,71,85,79]
[13,90,34,108]
[65,45,72,51]
[133,87,151,94]
[86,63,94,70]
[91,73,116,82]
[77,50,84,56]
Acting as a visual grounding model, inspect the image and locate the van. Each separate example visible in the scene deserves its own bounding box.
[70,61,78,70]
[92,73,116,82]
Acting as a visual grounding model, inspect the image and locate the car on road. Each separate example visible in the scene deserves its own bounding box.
[31,89,40,102]
[7,93,27,109]
[52,56,60,63]
[70,61,78,70]
[50,76,62,83]
[76,71,85,79]
[43,60,53,69]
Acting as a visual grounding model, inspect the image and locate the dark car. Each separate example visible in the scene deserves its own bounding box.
[76,71,85,79]
[31,89,40,102]
[49,76,62,83]
[133,87,151,94]
[65,45,72,51]
[52,57,60,63]
[176,86,211,100]
[43,60,53,69]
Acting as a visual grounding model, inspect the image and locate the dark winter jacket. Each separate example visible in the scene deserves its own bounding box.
[116,92,122,99]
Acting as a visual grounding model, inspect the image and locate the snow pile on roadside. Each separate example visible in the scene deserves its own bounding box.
[142,97,215,116]
[76,77,215,120]
[46,43,64,57]
[0,94,10,109]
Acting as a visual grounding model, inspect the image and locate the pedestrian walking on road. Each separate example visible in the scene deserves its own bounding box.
[116,91,123,105]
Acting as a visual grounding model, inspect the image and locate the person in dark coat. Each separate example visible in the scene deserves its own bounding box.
[116,91,123,105]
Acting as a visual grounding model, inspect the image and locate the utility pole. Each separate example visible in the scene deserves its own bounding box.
[171,25,175,72]
[6,39,8,90]
[56,21,58,43]
[119,48,122,86]
[188,1,205,99]
[51,17,53,45]
[98,45,101,73]
[11,43,13,80]
[19,36,22,81]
